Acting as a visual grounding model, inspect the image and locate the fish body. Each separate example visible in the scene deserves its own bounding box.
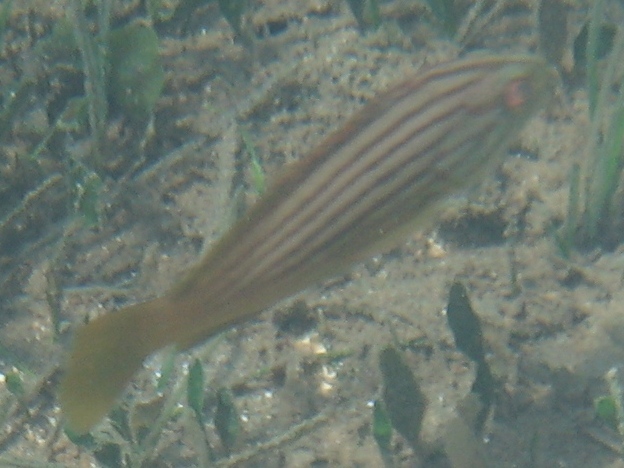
[59,54,557,434]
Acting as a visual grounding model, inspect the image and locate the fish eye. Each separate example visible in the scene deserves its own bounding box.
[504,78,531,111]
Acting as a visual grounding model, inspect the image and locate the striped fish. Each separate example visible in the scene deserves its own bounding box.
[59,53,557,434]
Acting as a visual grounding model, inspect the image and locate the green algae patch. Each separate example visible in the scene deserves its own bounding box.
[108,21,164,122]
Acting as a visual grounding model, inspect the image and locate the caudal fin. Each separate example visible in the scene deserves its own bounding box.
[59,300,164,434]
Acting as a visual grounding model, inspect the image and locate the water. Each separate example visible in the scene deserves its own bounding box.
[1,0,623,466]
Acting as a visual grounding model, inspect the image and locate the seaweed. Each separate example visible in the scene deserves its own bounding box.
[558,0,624,251]
[70,0,111,165]
[378,345,427,452]
[214,388,240,454]
[107,20,165,123]
[241,128,266,195]
[424,0,457,36]
[446,280,496,428]
[372,281,496,466]
[346,0,381,32]
[594,368,624,454]
[372,399,393,454]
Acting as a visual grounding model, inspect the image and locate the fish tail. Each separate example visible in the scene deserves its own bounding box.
[59,298,170,434]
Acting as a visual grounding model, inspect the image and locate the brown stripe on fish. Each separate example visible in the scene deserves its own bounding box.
[204,61,529,298]
[190,69,489,292]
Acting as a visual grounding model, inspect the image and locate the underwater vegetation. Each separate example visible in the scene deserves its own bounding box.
[593,368,624,455]
[373,280,497,466]
[4,0,621,467]
[557,0,624,253]
[0,0,167,268]
[107,20,165,123]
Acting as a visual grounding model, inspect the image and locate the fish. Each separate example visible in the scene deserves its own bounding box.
[59,53,557,434]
